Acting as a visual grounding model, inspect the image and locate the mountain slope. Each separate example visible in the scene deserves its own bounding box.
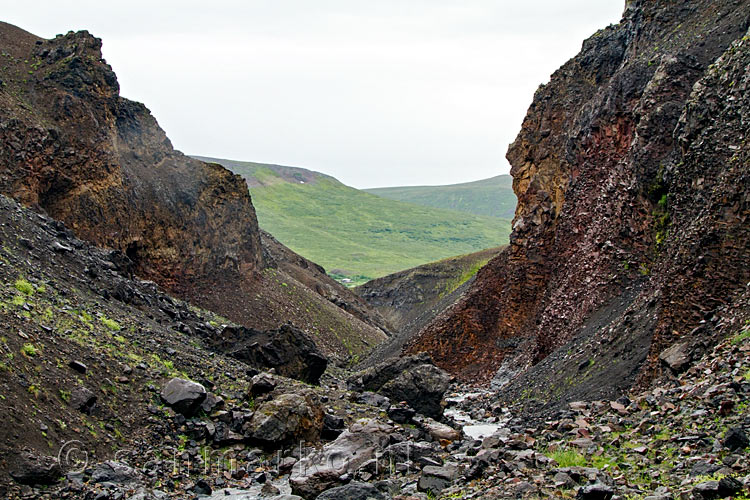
[365,175,517,219]
[0,23,387,359]
[409,0,750,404]
[198,156,512,284]
[355,246,505,367]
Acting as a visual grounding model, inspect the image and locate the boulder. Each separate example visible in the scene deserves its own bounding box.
[348,353,450,418]
[10,452,61,485]
[417,465,458,495]
[658,342,691,373]
[91,461,142,485]
[317,482,390,500]
[692,477,743,499]
[243,390,324,446]
[70,386,97,414]
[250,373,277,397]
[355,391,390,409]
[216,324,328,384]
[160,378,206,416]
[387,405,416,424]
[290,420,393,498]
[576,483,615,500]
[322,413,345,440]
[723,427,749,451]
[420,418,461,442]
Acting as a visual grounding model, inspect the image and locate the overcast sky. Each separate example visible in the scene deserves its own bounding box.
[4,1,623,188]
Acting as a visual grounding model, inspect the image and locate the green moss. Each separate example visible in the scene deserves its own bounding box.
[100,316,121,332]
[21,343,38,357]
[548,447,587,467]
[14,278,34,296]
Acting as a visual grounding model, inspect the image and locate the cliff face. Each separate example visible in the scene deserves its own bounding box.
[0,23,263,287]
[409,0,750,393]
[0,23,388,358]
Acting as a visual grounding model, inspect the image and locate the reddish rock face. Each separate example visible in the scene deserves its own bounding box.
[0,24,263,289]
[409,1,750,393]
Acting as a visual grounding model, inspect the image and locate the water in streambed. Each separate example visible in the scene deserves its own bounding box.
[444,390,510,441]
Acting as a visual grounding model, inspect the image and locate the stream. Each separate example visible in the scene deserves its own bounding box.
[444,390,510,441]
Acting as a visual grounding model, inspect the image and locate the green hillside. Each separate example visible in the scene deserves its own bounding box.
[365,175,517,219]
[194,156,512,285]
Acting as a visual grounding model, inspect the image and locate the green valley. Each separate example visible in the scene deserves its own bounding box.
[365,175,517,219]
[194,156,512,285]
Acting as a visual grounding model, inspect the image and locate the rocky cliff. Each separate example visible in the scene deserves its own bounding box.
[0,23,263,287]
[409,0,750,399]
[0,22,387,359]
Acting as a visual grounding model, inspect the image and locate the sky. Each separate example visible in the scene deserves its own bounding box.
[3,1,624,188]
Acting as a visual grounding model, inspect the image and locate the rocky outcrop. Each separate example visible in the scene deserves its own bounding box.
[243,390,324,447]
[0,23,263,290]
[409,0,750,399]
[348,353,451,418]
[0,22,388,360]
[213,324,328,384]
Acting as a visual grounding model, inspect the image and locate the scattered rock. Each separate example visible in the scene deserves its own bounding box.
[417,465,458,495]
[160,378,207,416]
[68,360,87,374]
[576,483,615,500]
[90,461,142,485]
[244,390,324,446]
[692,477,743,499]
[723,427,749,451]
[10,452,61,486]
[70,386,97,414]
[317,482,390,500]
[250,373,277,397]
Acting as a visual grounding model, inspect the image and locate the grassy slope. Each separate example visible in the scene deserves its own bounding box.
[364,175,517,219]
[194,157,511,284]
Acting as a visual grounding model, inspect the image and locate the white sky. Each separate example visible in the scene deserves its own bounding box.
[3,1,623,188]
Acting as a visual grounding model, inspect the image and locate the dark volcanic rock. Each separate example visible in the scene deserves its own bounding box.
[348,353,450,418]
[290,420,393,498]
[90,461,141,485]
[216,324,328,384]
[160,378,207,416]
[70,386,97,414]
[692,477,743,500]
[10,452,61,486]
[723,427,749,451]
[243,390,324,447]
[417,465,458,495]
[576,484,615,500]
[317,482,390,500]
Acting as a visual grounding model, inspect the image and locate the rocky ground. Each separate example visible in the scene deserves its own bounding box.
[1,185,748,500]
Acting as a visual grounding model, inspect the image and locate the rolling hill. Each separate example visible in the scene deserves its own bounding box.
[365,175,517,219]
[194,156,512,285]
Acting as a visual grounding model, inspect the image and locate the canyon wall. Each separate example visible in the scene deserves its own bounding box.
[409,0,750,398]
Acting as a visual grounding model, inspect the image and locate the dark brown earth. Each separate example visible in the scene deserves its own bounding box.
[409,0,750,407]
